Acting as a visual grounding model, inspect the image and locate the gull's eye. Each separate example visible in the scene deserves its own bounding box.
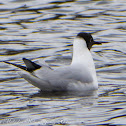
[90,37,93,43]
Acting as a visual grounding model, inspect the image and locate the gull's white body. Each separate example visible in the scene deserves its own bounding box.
[19,37,98,91]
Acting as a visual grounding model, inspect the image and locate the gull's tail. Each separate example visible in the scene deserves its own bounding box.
[23,58,41,72]
[4,58,42,72]
[4,58,55,91]
[4,61,27,71]
[18,71,52,91]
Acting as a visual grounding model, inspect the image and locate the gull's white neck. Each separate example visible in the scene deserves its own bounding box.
[71,37,98,88]
[71,37,91,65]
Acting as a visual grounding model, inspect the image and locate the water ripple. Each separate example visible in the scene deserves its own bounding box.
[0,0,126,125]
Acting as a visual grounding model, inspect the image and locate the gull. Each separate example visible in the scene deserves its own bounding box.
[4,32,101,92]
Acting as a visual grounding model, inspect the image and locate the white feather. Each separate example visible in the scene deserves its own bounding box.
[19,36,98,91]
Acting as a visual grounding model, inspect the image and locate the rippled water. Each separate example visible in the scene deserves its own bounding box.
[1,0,126,125]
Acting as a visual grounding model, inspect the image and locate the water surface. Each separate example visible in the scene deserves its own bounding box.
[1,0,126,125]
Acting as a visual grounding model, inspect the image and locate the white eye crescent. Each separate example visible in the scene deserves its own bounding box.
[90,38,93,43]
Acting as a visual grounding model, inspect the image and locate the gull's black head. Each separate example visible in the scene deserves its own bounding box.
[77,32,101,50]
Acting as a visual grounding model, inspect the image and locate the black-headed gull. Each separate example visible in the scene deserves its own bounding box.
[4,32,101,92]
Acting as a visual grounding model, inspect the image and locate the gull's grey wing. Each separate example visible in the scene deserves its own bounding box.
[4,58,41,72]
[23,58,41,72]
[54,65,93,83]
[4,61,27,71]
[4,58,52,72]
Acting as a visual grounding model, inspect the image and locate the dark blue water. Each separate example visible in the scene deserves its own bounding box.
[0,0,126,125]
